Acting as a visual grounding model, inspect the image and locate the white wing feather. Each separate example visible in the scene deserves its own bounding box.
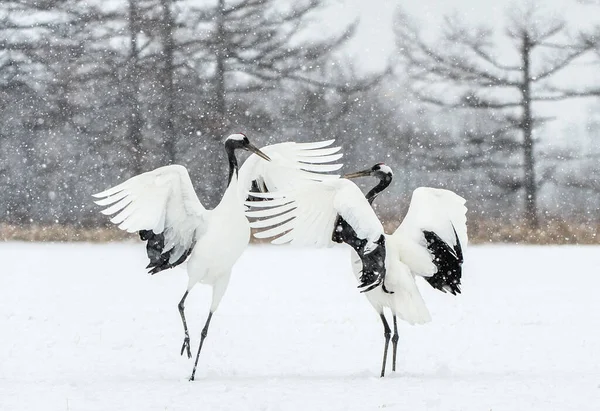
[237,139,342,200]
[389,187,467,277]
[93,165,206,263]
[246,179,384,249]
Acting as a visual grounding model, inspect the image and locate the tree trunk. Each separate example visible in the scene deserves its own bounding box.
[521,33,538,228]
[213,0,227,137]
[127,0,144,175]
[160,0,177,164]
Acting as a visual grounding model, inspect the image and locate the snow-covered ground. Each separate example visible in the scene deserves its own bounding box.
[1,243,599,410]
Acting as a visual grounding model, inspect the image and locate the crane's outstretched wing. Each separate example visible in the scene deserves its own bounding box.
[238,139,342,200]
[93,165,206,274]
[389,187,467,294]
[246,179,387,292]
[246,179,383,248]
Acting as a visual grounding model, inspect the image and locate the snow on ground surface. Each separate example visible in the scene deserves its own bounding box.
[1,243,600,411]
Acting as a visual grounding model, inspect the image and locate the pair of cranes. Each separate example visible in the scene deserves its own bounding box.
[93,133,467,380]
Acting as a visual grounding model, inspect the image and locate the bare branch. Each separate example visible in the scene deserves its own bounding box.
[532,47,590,81]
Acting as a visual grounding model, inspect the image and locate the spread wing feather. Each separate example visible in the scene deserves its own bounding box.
[389,187,467,293]
[93,165,206,272]
[238,139,343,200]
[246,179,384,249]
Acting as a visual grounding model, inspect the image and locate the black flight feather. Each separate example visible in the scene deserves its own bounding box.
[332,215,390,293]
[422,225,463,295]
[139,230,195,275]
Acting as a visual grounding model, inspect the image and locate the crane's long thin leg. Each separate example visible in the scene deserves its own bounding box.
[380,313,391,378]
[178,291,191,358]
[189,311,213,381]
[392,315,399,372]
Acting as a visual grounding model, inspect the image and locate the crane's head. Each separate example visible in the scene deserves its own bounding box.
[343,163,393,183]
[225,133,271,161]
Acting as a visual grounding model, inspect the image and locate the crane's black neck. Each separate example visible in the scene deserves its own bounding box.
[225,144,239,184]
[366,174,392,205]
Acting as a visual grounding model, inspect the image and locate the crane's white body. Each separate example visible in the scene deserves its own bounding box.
[185,173,249,310]
[350,242,431,325]
[354,187,468,324]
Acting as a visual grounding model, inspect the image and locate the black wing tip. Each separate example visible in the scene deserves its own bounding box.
[356,236,388,293]
[423,229,464,296]
[445,283,462,295]
[357,275,393,294]
[451,223,464,263]
[425,275,462,295]
[138,230,195,275]
[148,266,164,275]
[331,215,389,293]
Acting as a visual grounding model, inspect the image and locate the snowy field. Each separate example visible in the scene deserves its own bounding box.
[1,243,599,411]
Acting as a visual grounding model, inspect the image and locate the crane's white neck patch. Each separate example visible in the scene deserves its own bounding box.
[378,164,393,176]
[226,133,246,142]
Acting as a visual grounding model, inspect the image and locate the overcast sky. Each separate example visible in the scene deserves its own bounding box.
[339,0,599,71]
[331,0,600,148]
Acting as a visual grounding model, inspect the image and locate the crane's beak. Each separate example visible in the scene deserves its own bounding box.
[246,144,271,161]
[343,169,372,179]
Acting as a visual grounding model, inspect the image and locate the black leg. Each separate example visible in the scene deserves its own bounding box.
[392,315,399,372]
[189,311,213,381]
[178,291,191,358]
[379,313,391,378]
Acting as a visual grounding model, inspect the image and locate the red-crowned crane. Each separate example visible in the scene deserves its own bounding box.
[93,133,342,380]
[245,162,467,377]
[343,163,467,377]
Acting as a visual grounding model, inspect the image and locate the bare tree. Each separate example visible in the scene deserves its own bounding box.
[0,0,377,226]
[123,0,146,174]
[0,0,87,223]
[168,0,361,197]
[395,3,592,227]
[157,0,178,163]
[186,0,357,135]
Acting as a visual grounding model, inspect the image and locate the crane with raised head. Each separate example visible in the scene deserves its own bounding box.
[93,133,342,380]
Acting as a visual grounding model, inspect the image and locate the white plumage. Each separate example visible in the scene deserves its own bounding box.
[247,162,468,377]
[344,164,467,377]
[390,187,468,279]
[246,179,384,251]
[237,139,342,200]
[95,165,205,266]
[92,134,342,381]
[350,187,468,326]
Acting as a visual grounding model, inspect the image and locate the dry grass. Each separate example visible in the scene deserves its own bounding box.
[382,218,600,245]
[2,220,600,244]
[0,223,131,242]
[464,219,600,245]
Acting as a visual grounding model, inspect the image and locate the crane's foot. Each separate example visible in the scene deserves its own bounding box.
[181,337,192,359]
[189,375,195,382]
